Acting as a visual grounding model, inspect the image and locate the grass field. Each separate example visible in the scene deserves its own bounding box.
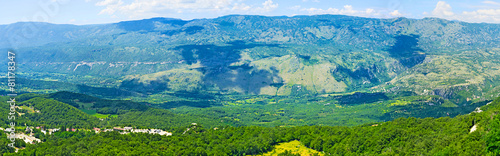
[76,101,111,118]
[77,102,94,109]
[19,106,35,113]
[255,140,323,156]
[79,109,109,119]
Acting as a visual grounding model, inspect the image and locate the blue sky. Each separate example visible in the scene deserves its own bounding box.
[1,0,500,25]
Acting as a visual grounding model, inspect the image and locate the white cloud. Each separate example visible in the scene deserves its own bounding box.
[300,5,411,18]
[232,3,251,11]
[366,8,375,14]
[290,5,301,10]
[303,5,362,15]
[95,0,278,18]
[302,0,319,2]
[96,0,123,15]
[429,1,500,23]
[482,1,500,6]
[462,9,500,22]
[390,10,402,16]
[432,1,454,17]
[95,0,236,18]
[255,0,278,12]
[95,0,120,6]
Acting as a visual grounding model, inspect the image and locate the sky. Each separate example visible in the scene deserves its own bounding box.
[1,0,500,25]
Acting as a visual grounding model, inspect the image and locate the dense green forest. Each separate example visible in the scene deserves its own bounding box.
[169,91,486,127]
[1,91,485,129]
[1,96,499,155]
[0,131,15,154]
[0,92,239,131]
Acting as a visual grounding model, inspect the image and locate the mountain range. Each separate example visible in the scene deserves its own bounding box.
[1,15,500,106]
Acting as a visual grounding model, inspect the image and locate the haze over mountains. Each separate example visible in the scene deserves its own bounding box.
[1,15,500,104]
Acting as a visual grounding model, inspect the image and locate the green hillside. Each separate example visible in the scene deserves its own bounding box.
[0,92,237,130]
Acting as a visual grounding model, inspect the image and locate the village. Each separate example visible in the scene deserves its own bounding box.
[1,126,173,146]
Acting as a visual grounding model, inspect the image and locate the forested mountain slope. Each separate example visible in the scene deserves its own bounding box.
[0,92,237,130]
